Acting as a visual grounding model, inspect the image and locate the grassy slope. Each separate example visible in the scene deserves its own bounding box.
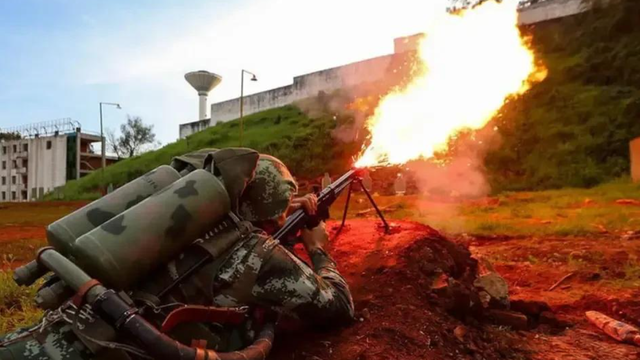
[54,1,640,199]
[486,1,640,190]
[57,106,360,200]
[340,180,640,237]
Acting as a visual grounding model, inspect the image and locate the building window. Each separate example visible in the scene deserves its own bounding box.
[1,161,4,170]
[1,192,4,201]
[11,191,16,200]
[23,143,28,152]
[12,144,16,152]
[46,141,52,150]
[11,160,16,168]
[1,177,5,185]
[2,146,5,155]
[12,176,16,185]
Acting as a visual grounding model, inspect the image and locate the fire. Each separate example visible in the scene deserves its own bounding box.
[355,0,547,168]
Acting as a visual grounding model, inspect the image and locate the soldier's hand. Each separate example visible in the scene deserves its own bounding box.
[288,193,318,216]
[302,221,328,252]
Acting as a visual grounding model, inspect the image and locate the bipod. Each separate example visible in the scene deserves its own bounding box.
[334,176,390,240]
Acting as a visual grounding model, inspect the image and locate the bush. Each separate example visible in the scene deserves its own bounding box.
[485,0,640,191]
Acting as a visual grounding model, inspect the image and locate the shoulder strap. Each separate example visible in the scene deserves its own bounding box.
[134,214,253,304]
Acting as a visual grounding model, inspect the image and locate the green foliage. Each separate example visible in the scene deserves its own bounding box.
[55,105,361,200]
[0,132,21,141]
[51,1,640,197]
[486,0,640,191]
[0,271,42,334]
[108,115,157,158]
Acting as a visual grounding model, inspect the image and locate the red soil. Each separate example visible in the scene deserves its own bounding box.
[270,220,640,360]
[0,226,44,243]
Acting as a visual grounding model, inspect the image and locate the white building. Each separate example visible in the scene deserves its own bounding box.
[0,119,117,201]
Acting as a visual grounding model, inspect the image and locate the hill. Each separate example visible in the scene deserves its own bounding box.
[54,0,640,199]
[56,105,361,199]
[486,0,640,190]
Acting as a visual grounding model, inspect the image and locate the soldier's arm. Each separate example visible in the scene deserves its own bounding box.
[251,241,354,326]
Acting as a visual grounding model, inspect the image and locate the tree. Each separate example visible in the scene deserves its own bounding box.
[107,116,158,158]
[0,132,21,141]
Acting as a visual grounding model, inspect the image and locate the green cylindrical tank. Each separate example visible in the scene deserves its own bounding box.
[47,165,181,256]
[72,169,230,290]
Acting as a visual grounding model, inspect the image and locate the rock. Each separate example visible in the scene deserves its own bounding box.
[431,273,449,290]
[510,300,551,316]
[487,309,529,330]
[473,272,509,308]
[454,325,467,341]
[361,308,370,320]
[478,291,492,308]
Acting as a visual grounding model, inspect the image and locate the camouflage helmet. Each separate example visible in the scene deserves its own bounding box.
[238,155,298,222]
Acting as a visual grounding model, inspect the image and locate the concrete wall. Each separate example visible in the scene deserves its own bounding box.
[179,54,395,138]
[179,0,593,139]
[0,135,67,202]
[519,0,586,25]
[28,136,68,199]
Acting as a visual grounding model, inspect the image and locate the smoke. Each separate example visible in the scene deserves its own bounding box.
[406,126,500,199]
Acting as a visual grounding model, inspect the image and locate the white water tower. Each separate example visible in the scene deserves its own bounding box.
[185,70,222,120]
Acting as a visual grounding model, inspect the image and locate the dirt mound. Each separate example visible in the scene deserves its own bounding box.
[270,220,528,360]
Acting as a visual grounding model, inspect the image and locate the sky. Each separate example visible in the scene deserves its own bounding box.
[0,0,450,145]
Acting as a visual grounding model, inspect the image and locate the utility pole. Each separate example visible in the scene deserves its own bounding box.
[239,70,257,147]
[99,102,121,178]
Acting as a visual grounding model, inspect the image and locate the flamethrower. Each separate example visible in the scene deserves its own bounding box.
[274,168,390,244]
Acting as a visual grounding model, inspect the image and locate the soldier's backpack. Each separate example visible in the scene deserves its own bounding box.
[8,148,274,360]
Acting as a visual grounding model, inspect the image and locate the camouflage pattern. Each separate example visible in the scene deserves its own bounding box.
[170,148,260,213]
[238,155,298,222]
[222,233,354,325]
[47,165,181,257]
[1,149,353,359]
[73,169,231,290]
[173,231,355,326]
[0,323,92,360]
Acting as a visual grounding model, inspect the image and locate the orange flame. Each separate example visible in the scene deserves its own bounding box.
[355,0,547,168]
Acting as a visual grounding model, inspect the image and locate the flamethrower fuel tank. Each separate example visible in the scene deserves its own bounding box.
[47,165,181,256]
[71,169,230,290]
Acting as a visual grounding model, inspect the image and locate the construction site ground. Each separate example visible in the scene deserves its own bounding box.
[1,199,639,359]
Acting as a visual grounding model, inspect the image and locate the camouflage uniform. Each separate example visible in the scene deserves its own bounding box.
[0,150,354,359]
[171,153,355,325]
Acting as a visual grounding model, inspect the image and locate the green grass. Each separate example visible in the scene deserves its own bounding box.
[49,1,640,199]
[346,179,640,237]
[485,0,640,191]
[53,105,361,200]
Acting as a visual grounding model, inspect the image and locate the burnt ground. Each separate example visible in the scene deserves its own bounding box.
[270,220,640,360]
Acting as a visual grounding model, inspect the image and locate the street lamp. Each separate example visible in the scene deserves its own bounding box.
[99,102,121,176]
[240,69,257,147]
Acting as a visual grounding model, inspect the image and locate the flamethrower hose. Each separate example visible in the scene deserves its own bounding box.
[36,248,275,360]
